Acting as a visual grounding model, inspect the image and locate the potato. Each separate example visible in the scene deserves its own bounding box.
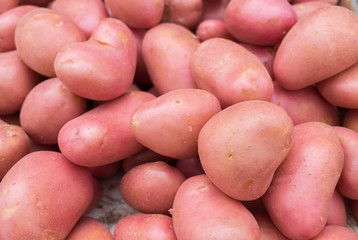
[162,0,203,29]
[20,77,87,145]
[0,122,30,179]
[175,156,205,178]
[0,151,94,240]
[274,6,358,90]
[50,0,109,38]
[252,211,289,240]
[88,161,121,178]
[171,174,260,239]
[0,5,37,52]
[200,0,230,21]
[271,81,340,126]
[326,189,346,226]
[0,50,42,115]
[66,217,113,240]
[0,0,19,14]
[19,0,52,7]
[195,19,234,42]
[15,7,86,77]
[114,213,177,240]
[292,0,338,4]
[54,18,137,101]
[191,38,273,108]
[85,177,103,215]
[142,23,200,94]
[263,122,344,239]
[224,0,297,46]
[316,62,358,109]
[292,2,332,21]
[198,100,293,201]
[104,0,164,29]
[311,225,358,240]
[131,89,221,159]
[343,109,358,132]
[119,161,186,214]
[58,91,155,167]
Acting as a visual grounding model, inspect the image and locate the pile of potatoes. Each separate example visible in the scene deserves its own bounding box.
[2,0,358,239]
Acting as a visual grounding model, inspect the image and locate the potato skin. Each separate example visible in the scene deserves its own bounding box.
[191,38,273,108]
[311,225,358,240]
[343,109,358,132]
[326,189,346,226]
[0,0,19,14]
[172,174,260,240]
[196,19,233,42]
[0,151,94,240]
[292,2,332,21]
[131,89,221,159]
[198,100,293,201]
[274,6,358,90]
[66,217,113,240]
[263,122,344,240]
[252,211,289,240]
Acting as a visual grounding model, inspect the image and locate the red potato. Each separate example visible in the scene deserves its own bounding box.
[58,91,155,167]
[195,19,234,42]
[274,6,358,90]
[311,225,358,240]
[191,38,273,108]
[51,0,109,38]
[15,8,86,77]
[292,0,338,4]
[0,5,37,52]
[88,161,121,178]
[131,89,221,159]
[343,109,358,132]
[162,0,203,29]
[271,81,340,126]
[0,0,19,14]
[0,151,94,240]
[292,2,332,21]
[19,0,52,7]
[55,18,137,101]
[0,50,42,115]
[104,0,164,29]
[200,0,230,21]
[316,62,358,109]
[142,23,200,95]
[66,217,113,240]
[263,122,344,240]
[119,161,186,214]
[224,0,297,46]
[171,174,260,239]
[0,123,30,179]
[175,156,205,178]
[198,100,293,201]
[326,189,346,226]
[252,211,290,240]
[114,213,177,240]
[19,78,87,145]
[84,177,103,215]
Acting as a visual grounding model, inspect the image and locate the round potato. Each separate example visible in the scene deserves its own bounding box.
[195,19,234,42]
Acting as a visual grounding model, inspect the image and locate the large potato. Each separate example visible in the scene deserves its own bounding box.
[131,89,221,159]
[263,122,344,239]
[191,38,273,108]
[172,174,260,239]
[0,151,94,240]
[292,2,332,21]
[198,100,293,201]
[274,6,358,90]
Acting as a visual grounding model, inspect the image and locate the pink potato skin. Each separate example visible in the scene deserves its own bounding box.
[292,0,338,4]
[198,100,293,201]
[292,2,332,21]
[191,38,273,108]
[142,23,199,95]
[271,81,340,126]
[172,174,260,240]
[119,161,186,214]
[131,89,221,159]
[252,211,290,240]
[326,189,346,226]
[263,122,344,240]
[196,19,234,42]
[114,213,177,240]
[200,0,230,21]
[0,50,42,115]
[55,18,137,101]
[50,0,109,38]
[104,0,164,29]
[311,225,358,240]
[88,161,121,178]
[0,151,94,240]
[175,156,205,178]
[0,5,37,52]
[274,6,358,90]
[58,91,156,167]
[343,109,358,132]
[20,78,87,145]
[15,8,86,77]
[66,217,113,240]
[0,0,19,14]
[224,0,297,46]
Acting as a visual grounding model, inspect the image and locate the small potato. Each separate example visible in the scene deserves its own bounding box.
[175,156,205,178]
[119,161,186,214]
[15,7,86,77]
[195,19,234,42]
[311,225,358,240]
[171,174,260,239]
[58,91,155,167]
[0,151,94,240]
[66,217,113,240]
[274,6,358,90]
[142,23,200,94]
[326,189,346,226]
[114,213,177,240]
[252,211,290,240]
[263,122,344,240]
[200,0,230,21]
[88,161,121,178]
[131,89,221,159]
[198,100,293,201]
[191,38,273,108]
[20,78,87,145]
[292,2,332,21]
[0,50,42,115]
[343,109,358,132]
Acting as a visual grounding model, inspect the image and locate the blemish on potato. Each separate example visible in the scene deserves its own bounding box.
[72,128,79,135]
[241,179,253,189]
[187,126,193,133]
[0,155,5,161]
[55,21,64,28]
[227,152,234,160]
[2,205,20,220]
[175,99,182,104]
[130,116,137,129]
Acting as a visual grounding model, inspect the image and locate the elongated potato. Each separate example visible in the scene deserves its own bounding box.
[263,122,344,240]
